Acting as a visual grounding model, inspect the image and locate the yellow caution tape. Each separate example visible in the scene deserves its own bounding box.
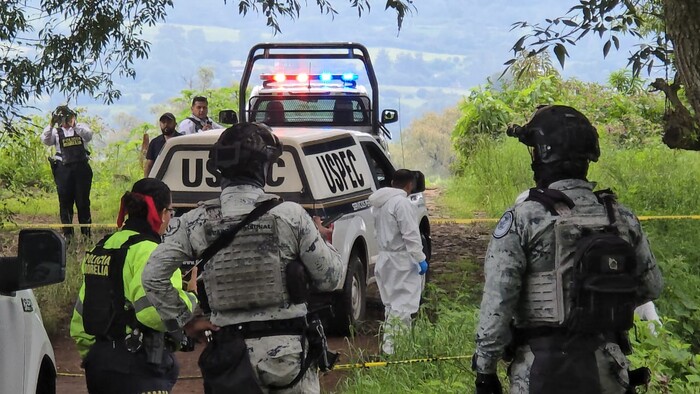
[431,215,700,225]
[332,354,471,370]
[431,218,498,224]
[56,372,85,378]
[637,215,700,221]
[56,354,471,379]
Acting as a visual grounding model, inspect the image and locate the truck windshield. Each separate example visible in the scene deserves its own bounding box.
[250,97,371,127]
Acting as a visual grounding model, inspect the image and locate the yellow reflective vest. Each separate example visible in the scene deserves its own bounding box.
[70,229,197,358]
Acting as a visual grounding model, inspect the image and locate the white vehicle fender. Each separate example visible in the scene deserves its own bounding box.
[22,292,56,393]
[330,213,370,290]
[0,290,55,394]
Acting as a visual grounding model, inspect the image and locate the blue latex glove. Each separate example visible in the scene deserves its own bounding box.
[418,260,428,275]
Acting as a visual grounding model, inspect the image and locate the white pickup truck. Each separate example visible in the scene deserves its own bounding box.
[150,43,431,333]
[0,230,67,394]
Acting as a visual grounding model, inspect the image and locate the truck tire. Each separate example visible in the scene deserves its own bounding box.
[332,253,366,335]
[36,357,56,394]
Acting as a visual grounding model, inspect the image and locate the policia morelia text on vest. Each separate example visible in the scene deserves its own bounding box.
[80,232,179,364]
[82,231,193,363]
[82,233,152,339]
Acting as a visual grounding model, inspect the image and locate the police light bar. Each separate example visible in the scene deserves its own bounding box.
[260,73,358,88]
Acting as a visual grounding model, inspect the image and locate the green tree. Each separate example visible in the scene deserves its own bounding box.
[172,85,241,123]
[451,74,665,173]
[608,69,645,95]
[0,1,414,130]
[508,0,700,150]
[502,52,559,88]
[389,106,460,178]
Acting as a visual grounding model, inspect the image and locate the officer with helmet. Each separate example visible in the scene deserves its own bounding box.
[472,105,663,393]
[42,105,94,238]
[142,122,343,393]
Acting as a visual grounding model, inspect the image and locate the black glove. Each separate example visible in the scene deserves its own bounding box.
[475,373,502,394]
[625,367,651,393]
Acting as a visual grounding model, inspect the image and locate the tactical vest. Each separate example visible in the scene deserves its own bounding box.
[188,116,210,132]
[57,128,88,163]
[82,233,152,339]
[200,199,290,312]
[517,188,639,333]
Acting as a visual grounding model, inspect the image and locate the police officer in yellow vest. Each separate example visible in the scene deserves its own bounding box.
[70,178,198,394]
[473,105,663,394]
[42,105,94,238]
[142,122,343,393]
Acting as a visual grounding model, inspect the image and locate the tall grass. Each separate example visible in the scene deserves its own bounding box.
[337,288,492,394]
[4,140,143,337]
[339,277,700,393]
[429,130,700,392]
[2,141,142,225]
[442,138,531,218]
[591,136,700,215]
[33,243,86,336]
[444,134,700,218]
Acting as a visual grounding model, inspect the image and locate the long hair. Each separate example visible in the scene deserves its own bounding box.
[123,178,171,216]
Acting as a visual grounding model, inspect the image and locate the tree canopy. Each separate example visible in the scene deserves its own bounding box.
[0,0,413,130]
[508,0,700,150]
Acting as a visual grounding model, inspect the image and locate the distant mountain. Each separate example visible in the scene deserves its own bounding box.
[34,0,641,137]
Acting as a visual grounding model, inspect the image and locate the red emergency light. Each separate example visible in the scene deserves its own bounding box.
[260,73,358,88]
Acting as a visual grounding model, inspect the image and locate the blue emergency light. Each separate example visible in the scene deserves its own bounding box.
[260,73,358,88]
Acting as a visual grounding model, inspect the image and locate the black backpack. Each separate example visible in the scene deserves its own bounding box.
[526,188,639,333]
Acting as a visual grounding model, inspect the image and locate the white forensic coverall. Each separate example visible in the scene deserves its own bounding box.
[369,187,426,354]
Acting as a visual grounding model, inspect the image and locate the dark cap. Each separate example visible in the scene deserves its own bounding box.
[159,112,176,123]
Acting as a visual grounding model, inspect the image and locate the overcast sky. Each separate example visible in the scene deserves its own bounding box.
[31,0,660,129]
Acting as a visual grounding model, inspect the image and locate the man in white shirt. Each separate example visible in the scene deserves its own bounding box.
[41,105,94,238]
[178,96,222,134]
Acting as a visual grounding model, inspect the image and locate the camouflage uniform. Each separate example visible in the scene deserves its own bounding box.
[143,185,343,393]
[475,179,663,393]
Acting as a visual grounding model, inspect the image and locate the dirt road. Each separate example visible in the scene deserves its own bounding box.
[52,188,491,393]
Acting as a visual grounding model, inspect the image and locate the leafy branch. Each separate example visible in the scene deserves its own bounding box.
[505,0,669,77]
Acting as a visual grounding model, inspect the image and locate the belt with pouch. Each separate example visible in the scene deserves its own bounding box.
[215,316,308,341]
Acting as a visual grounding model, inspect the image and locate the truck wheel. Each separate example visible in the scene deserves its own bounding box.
[332,253,366,335]
[36,357,56,394]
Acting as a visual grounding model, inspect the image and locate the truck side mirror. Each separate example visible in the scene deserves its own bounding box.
[218,110,238,125]
[0,230,66,294]
[381,109,398,124]
[412,171,426,194]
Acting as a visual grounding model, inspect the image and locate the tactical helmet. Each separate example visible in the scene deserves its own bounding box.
[507,105,600,164]
[52,105,77,125]
[209,122,283,179]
